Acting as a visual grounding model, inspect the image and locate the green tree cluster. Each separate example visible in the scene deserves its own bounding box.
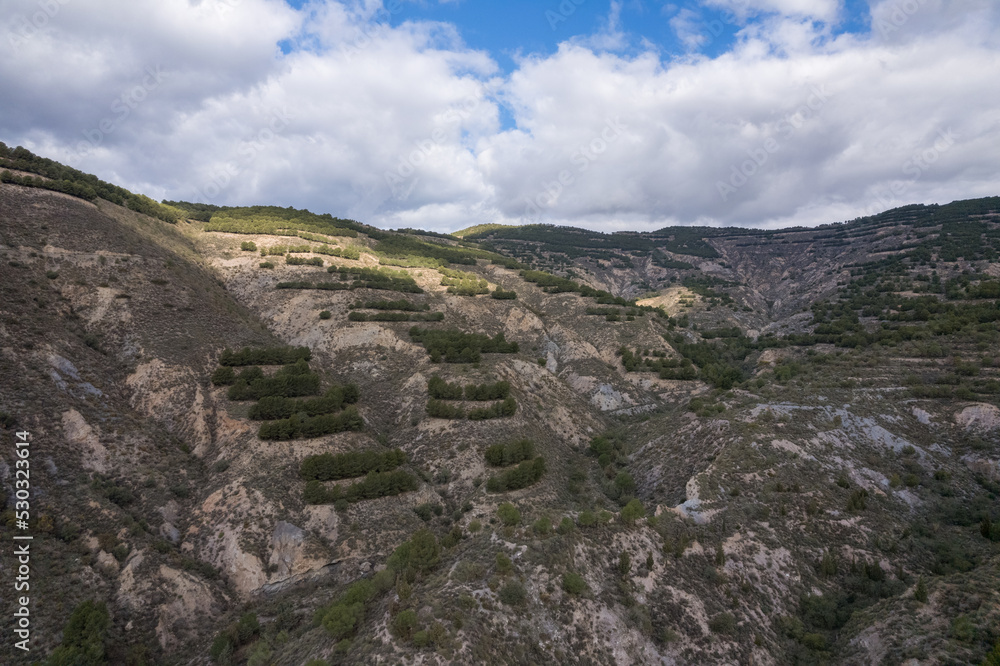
[248,384,359,420]
[409,327,519,363]
[227,363,321,401]
[485,439,535,467]
[304,469,418,505]
[486,457,546,492]
[301,448,407,481]
[258,405,363,440]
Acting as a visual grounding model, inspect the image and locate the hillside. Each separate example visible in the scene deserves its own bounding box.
[1,150,999,666]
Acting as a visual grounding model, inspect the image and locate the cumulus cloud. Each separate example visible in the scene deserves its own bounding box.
[0,0,998,233]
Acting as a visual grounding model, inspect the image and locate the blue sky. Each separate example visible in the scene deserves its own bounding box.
[1,0,999,232]
[362,0,873,66]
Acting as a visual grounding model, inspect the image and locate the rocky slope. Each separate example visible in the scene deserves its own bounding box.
[0,177,998,665]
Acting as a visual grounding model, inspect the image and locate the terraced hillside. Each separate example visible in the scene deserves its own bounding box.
[0,146,998,665]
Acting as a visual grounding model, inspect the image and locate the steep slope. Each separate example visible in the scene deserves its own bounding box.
[0,164,998,666]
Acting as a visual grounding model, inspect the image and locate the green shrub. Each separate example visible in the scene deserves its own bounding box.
[426,399,464,419]
[468,397,518,420]
[577,510,597,527]
[390,610,418,640]
[319,310,331,320]
[323,603,363,640]
[409,327,518,363]
[499,580,527,605]
[428,375,464,400]
[387,528,440,572]
[259,261,274,269]
[620,499,646,525]
[241,241,257,251]
[562,572,587,595]
[484,439,534,467]
[286,255,324,266]
[497,502,521,526]
[250,384,359,421]
[258,405,363,440]
[486,457,545,492]
[846,489,868,512]
[465,380,511,401]
[211,366,236,386]
[46,600,110,666]
[708,613,736,634]
[533,516,552,535]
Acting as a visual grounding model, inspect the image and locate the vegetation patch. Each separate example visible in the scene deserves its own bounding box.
[409,327,519,363]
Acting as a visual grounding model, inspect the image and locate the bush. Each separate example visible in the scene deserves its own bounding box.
[241,241,257,251]
[46,600,110,666]
[323,603,364,640]
[428,375,464,400]
[211,366,236,386]
[846,489,868,512]
[465,380,511,401]
[485,439,535,467]
[426,399,464,419]
[497,502,521,526]
[486,457,545,492]
[319,310,331,320]
[491,288,517,299]
[620,499,646,525]
[409,327,518,363]
[708,613,736,634]
[250,383,359,420]
[286,255,324,266]
[259,261,274,269]
[388,528,440,572]
[258,406,363,440]
[468,397,518,421]
[562,572,587,595]
[390,610,418,640]
[532,516,552,535]
[499,580,527,605]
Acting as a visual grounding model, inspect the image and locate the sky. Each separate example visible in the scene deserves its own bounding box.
[1,0,998,233]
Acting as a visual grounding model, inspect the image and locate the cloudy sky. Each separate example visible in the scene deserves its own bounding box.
[1,0,998,232]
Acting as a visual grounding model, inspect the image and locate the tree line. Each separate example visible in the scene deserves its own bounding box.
[428,375,510,401]
[301,449,407,481]
[409,327,519,363]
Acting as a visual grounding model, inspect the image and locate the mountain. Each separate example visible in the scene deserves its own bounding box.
[1,145,999,666]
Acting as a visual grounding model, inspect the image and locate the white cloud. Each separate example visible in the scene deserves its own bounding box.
[703,0,843,23]
[0,0,998,233]
[670,8,710,50]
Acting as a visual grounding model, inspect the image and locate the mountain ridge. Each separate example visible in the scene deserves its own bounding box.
[0,148,998,665]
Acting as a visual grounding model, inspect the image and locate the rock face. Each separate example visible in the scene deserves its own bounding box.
[955,403,1000,433]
